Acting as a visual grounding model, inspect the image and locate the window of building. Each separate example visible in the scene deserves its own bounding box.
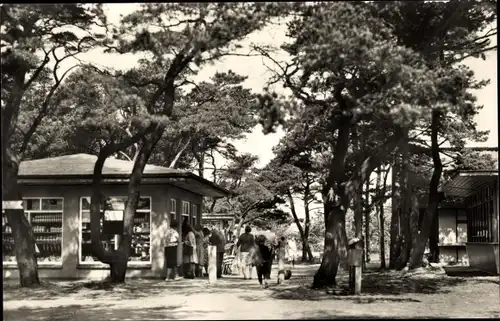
[192,204,197,227]
[79,196,151,264]
[170,199,176,223]
[2,198,63,264]
[182,201,190,223]
[466,185,495,243]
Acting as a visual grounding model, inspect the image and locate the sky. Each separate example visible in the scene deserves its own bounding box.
[75,4,498,219]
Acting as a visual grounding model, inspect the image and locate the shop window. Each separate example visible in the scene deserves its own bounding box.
[79,196,151,264]
[2,198,63,264]
[192,204,197,227]
[182,201,190,224]
[466,186,495,243]
[170,199,177,223]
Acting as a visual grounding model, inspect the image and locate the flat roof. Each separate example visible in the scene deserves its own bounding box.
[439,170,498,198]
[18,154,231,198]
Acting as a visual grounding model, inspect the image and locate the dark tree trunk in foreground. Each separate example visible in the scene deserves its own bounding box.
[409,110,443,269]
[2,72,40,287]
[313,117,404,288]
[303,185,314,262]
[2,150,40,286]
[389,155,401,269]
[428,214,440,262]
[90,151,127,282]
[115,135,160,282]
[313,86,352,289]
[90,127,157,282]
[364,179,371,264]
[409,191,420,264]
[312,199,348,289]
[395,132,412,269]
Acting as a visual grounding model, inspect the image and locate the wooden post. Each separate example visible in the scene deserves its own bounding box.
[208,245,217,284]
[348,246,363,295]
[354,265,362,294]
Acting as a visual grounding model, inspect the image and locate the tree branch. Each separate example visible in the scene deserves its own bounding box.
[169,137,192,168]
[19,64,81,156]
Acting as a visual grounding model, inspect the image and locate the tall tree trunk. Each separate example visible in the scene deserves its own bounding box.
[364,178,371,264]
[312,199,348,289]
[115,133,161,283]
[303,183,314,262]
[428,213,440,263]
[2,149,40,287]
[353,127,363,241]
[409,110,443,269]
[360,123,371,264]
[2,72,40,287]
[313,86,351,289]
[389,155,401,269]
[408,190,420,264]
[288,191,313,262]
[396,130,412,269]
[90,128,156,282]
[375,166,385,268]
[90,150,126,276]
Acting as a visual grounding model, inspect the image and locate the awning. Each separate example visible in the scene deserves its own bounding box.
[439,171,498,198]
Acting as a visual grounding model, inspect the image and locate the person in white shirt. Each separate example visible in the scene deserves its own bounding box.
[165,220,181,281]
[287,238,298,268]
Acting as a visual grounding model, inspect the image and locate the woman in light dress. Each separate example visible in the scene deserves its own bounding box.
[287,238,298,268]
[182,220,198,279]
[193,225,207,277]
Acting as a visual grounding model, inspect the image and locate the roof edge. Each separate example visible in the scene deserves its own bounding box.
[18,172,232,198]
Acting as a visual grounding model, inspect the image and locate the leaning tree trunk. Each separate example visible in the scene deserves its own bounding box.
[89,128,155,282]
[2,72,40,287]
[312,199,349,289]
[312,88,353,289]
[90,150,127,281]
[287,191,312,262]
[2,150,40,287]
[409,110,443,269]
[116,133,161,283]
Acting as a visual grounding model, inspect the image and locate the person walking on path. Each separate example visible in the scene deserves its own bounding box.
[182,221,198,279]
[276,236,287,284]
[287,238,297,268]
[236,225,255,280]
[208,226,226,278]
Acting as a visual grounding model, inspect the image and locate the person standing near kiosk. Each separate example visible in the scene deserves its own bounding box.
[165,220,181,281]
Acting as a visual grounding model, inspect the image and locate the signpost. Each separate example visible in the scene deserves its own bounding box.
[348,238,364,295]
[208,245,217,284]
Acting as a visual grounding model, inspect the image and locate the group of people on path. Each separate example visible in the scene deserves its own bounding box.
[164,219,297,287]
[164,219,226,281]
[235,225,297,287]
